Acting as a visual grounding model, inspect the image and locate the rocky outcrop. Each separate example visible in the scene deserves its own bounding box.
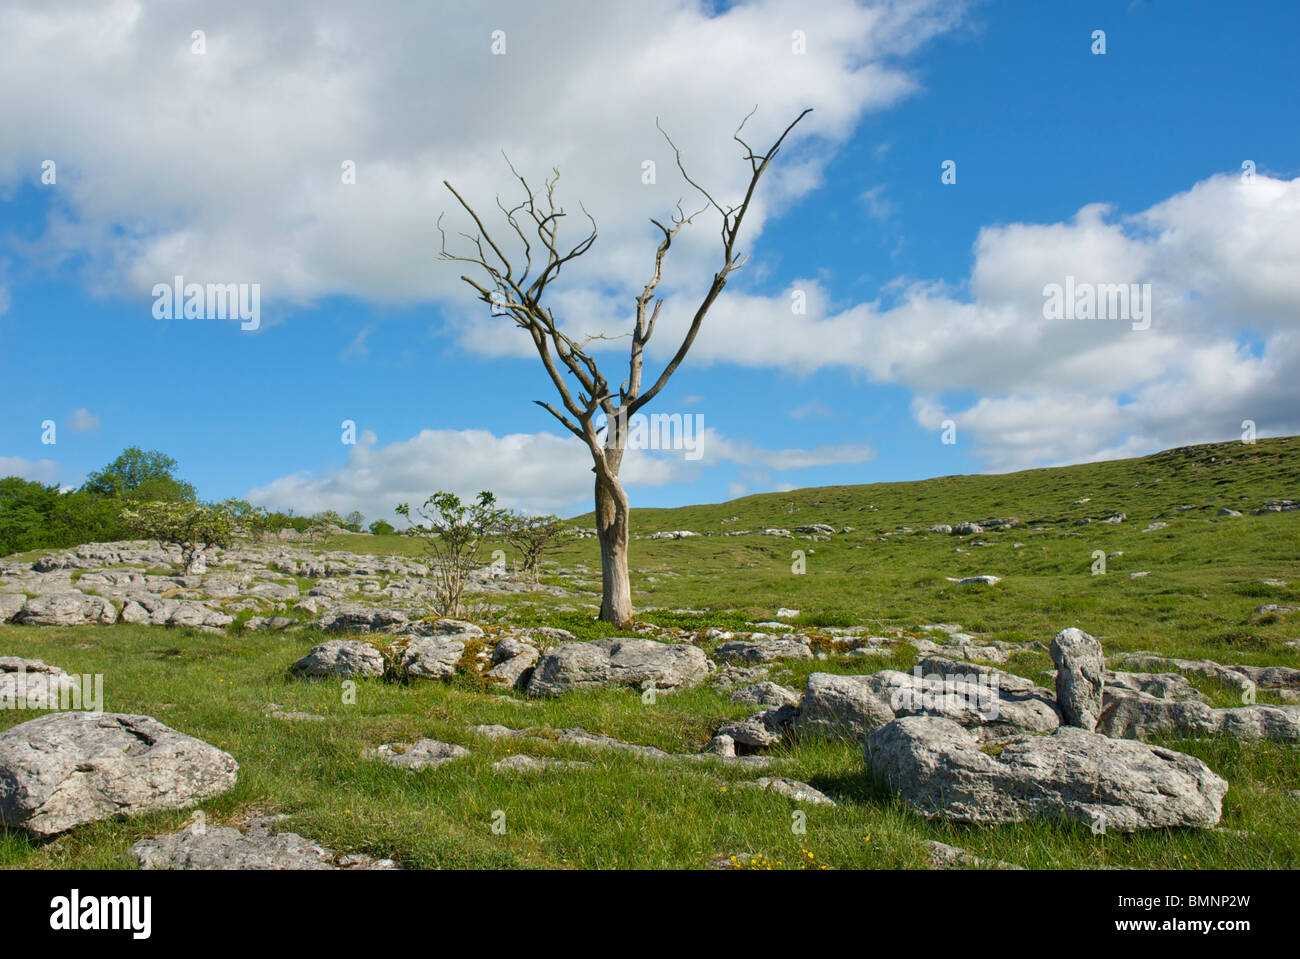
[0,713,238,837]
[363,739,470,771]
[291,640,386,679]
[120,595,233,629]
[1051,627,1106,731]
[399,636,465,680]
[713,638,812,664]
[526,638,711,698]
[15,592,118,626]
[131,815,397,870]
[867,716,1227,831]
[791,672,896,740]
[485,638,538,689]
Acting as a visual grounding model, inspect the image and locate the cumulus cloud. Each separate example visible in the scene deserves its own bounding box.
[0,0,964,314]
[627,173,1300,470]
[0,455,62,484]
[68,408,100,432]
[246,425,875,520]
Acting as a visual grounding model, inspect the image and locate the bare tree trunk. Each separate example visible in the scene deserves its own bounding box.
[594,451,632,627]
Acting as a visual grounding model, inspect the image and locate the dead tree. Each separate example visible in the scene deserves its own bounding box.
[440,108,811,626]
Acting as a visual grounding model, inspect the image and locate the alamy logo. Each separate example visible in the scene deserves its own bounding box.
[50,890,151,940]
[597,410,704,461]
[891,667,1002,720]
[152,275,261,331]
[1042,275,1151,330]
[0,668,102,712]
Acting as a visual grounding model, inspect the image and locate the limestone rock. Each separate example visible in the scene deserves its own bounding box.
[742,777,836,806]
[867,716,1227,831]
[0,713,238,837]
[491,754,589,773]
[363,739,470,771]
[15,592,118,626]
[717,705,798,750]
[527,638,711,698]
[792,672,896,740]
[0,593,26,622]
[1051,627,1106,731]
[0,657,81,709]
[131,817,396,870]
[730,681,800,709]
[399,636,465,680]
[485,639,538,688]
[864,668,1060,739]
[317,605,410,634]
[291,639,385,679]
[713,638,812,665]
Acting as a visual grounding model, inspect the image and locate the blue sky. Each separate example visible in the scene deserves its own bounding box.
[1,0,1297,523]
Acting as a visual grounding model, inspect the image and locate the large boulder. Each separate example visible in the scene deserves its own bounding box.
[527,638,711,698]
[791,672,896,740]
[1099,691,1300,743]
[862,668,1060,739]
[0,713,238,837]
[399,637,465,680]
[713,638,812,665]
[291,639,386,679]
[0,593,26,622]
[317,605,410,634]
[867,716,1227,832]
[1051,627,1106,731]
[717,705,798,750]
[15,592,118,626]
[120,595,233,629]
[485,638,538,688]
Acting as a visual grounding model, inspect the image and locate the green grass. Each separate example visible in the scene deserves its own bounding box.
[2,435,1299,868]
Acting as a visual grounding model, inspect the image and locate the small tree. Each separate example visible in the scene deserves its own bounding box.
[396,491,508,618]
[343,510,365,532]
[220,498,271,541]
[501,511,567,583]
[369,519,396,536]
[440,108,810,625]
[119,501,235,574]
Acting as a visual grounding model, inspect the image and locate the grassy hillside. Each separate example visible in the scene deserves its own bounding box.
[337,435,1300,660]
[1,435,1297,870]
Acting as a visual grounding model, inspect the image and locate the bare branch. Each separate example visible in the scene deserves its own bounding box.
[439,107,811,455]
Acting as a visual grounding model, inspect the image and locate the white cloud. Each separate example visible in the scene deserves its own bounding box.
[0,455,62,484]
[628,173,1300,470]
[789,400,833,419]
[246,424,875,521]
[69,408,100,432]
[859,184,896,221]
[0,0,965,315]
